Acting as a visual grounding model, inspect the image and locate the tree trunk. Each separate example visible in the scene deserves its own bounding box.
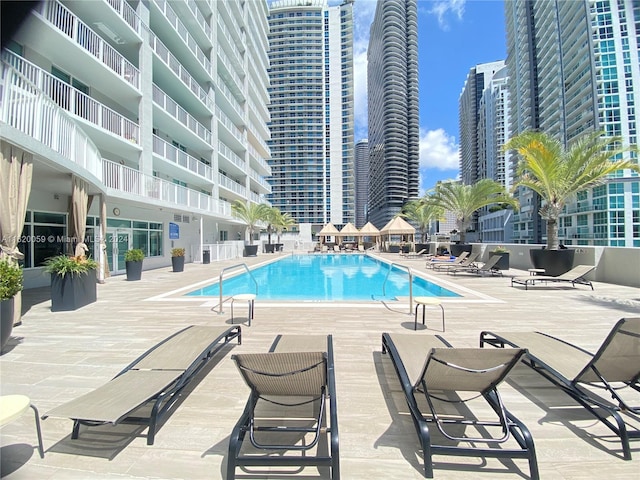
[547,218,559,250]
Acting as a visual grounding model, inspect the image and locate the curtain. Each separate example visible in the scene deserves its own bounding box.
[0,140,34,326]
[69,175,90,257]
[99,193,109,281]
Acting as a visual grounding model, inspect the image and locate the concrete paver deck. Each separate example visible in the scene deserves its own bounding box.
[1,252,639,479]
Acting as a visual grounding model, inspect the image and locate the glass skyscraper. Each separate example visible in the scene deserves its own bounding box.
[267,0,355,226]
[506,0,640,247]
[367,0,420,229]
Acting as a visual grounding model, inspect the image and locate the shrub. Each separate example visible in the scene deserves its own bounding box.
[171,248,185,257]
[125,249,145,262]
[491,246,510,254]
[0,258,23,300]
[43,255,98,278]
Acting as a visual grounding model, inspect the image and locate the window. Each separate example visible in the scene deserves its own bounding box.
[18,211,67,268]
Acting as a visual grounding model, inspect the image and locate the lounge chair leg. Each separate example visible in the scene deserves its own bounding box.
[71,420,80,439]
[29,404,45,458]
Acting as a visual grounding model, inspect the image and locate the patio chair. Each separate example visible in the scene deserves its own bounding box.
[432,251,479,272]
[227,334,339,479]
[381,333,538,479]
[448,254,503,276]
[401,248,428,259]
[43,325,241,445]
[510,264,595,290]
[425,251,469,270]
[480,317,640,460]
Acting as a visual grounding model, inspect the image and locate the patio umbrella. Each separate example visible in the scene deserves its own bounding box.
[380,216,416,245]
[318,222,340,243]
[338,222,359,238]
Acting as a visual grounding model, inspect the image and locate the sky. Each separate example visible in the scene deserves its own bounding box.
[349,0,507,194]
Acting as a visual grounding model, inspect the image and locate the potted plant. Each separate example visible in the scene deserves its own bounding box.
[43,254,98,312]
[489,246,510,270]
[505,130,639,276]
[171,247,185,272]
[231,200,269,257]
[0,258,23,351]
[426,179,518,257]
[125,248,145,281]
[400,199,444,254]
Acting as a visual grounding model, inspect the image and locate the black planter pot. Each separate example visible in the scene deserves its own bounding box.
[1,298,14,351]
[530,248,575,277]
[264,243,275,253]
[490,252,510,270]
[50,270,97,312]
[415,243,430,254]
[172,256,185,272]
[243,245,258,257]
[388,245,400,253]
[126,260,143,281]
[450,244,473,257]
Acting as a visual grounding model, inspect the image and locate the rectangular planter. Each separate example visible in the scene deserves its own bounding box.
[490,252,510,270]
[50,270,97,312]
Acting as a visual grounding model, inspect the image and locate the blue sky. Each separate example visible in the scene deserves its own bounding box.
[349,0,507,193]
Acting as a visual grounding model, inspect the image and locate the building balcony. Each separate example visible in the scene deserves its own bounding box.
[4,52,139,144]
[217,16,244,72]
[1,61,102,180]
[153,84,212,146]
[216,106,246,148]
[248,168,272,195]
[218,172,247,198]
[36,1,139,89]
[247,144,272,176]
[217,45,245,100]
[218,141,246,173]
[152,135,213,182]
[216,75,245,123]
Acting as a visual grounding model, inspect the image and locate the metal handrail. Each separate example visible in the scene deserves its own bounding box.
[216,263,258,314]
[382,263,414,314]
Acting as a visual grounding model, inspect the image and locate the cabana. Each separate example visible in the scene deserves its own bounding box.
[359,222,381,250]
[380,217,415,252]
[338,222,360,249]
[317,222,340,247]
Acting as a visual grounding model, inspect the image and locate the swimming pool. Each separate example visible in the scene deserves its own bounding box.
[185,254,461,301]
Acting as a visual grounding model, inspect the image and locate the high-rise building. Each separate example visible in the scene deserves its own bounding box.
[267,0,355,226]
[1,0,272,287]
[354,139,369,227]
[506,0,640,247]
[458,61,505,186]
[367,0,419,229]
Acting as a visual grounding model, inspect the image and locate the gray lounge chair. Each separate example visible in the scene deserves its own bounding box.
[401,248,428,259]
[426,251,469,270]
[43,325,241,445]
[381,333,539,479]
[449,254,503,276]
[510,264,595,290]
[480,317,640,460]
[227,334,339,479]
[432,251,480,272]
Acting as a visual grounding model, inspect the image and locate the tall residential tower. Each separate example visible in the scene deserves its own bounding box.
[367,0,419,228]
[505,0,640,246]
[267,0,355,226]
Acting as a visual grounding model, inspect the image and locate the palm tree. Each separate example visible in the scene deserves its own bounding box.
[274,211,296,244]
[400,199,444,243]
[428,179,519,244]
[504,131,639,250]
[231,200,269,245]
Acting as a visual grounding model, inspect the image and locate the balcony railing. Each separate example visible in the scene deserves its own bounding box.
[185,0,211,38]
[149,32,214,111]
[216,75,244,119]
[218,141,246,170]
[103,159,229,214]
[105,0,141,35]
[216,106,245,145]
[1,61,102,179]
[37,1,139,89]
[153,84,211,144]
[218,172,247,197]
[4,51,139,142]
[152,135,213,181]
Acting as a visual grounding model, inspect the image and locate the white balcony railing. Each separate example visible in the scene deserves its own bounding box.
[218,141,245,170]
[218,172,247,196]
[3,51,139,142]
[153,135,213,181]
[103,159,228,214]
[216,106,245,145]
[105,0,141,35]
[1,62,102,179]
[37,1,139,89]
[153,84,211,144]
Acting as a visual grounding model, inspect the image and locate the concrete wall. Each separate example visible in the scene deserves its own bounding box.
[474,243,640,288]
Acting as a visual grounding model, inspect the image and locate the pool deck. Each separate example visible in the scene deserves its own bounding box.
[1,251,639,479]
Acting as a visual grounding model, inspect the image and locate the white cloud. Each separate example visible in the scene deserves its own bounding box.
[420,128,459,170]
[425,0,466,31]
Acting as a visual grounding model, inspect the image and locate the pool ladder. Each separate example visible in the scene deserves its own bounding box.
[213,263,258,315]
[382,263,414,314]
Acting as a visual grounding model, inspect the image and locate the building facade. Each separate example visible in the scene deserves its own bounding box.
[267,0,355,226]
[367,0,419,229]
[1,0,272,287]
[505,0,640,247]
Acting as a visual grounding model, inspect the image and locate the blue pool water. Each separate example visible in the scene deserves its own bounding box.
[186,254,460,301]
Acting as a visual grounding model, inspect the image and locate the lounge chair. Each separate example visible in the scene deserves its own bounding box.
[432,251,479,272]
[227,334,339,479]
[425,251,469,270]
[448,254,503,276]
[381,333,539,479]
[401,248,428,259]
[510,264,595,290]
[480,318,640,460]
[43,325,241,445]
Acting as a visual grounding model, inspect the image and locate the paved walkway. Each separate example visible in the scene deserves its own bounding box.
[1,252,639,479]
